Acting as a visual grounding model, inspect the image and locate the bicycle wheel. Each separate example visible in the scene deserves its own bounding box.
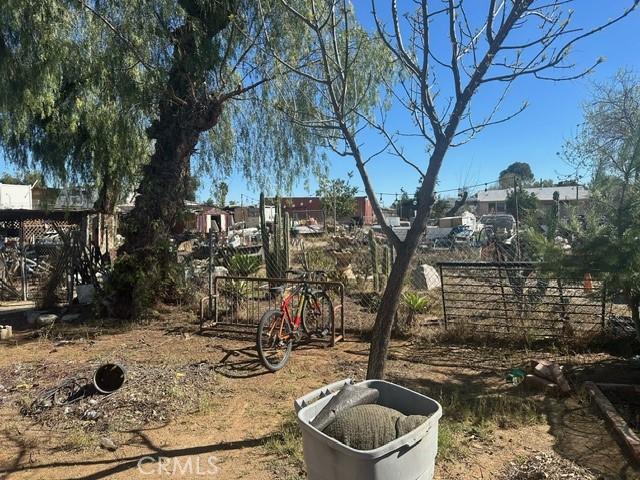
[256,310,293,372]
[302,291,334,339]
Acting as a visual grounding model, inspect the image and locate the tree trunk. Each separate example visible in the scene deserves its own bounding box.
[123,121,208,251]
[366,219,427,379]
[123,20,223,252]
[366,144,449,379]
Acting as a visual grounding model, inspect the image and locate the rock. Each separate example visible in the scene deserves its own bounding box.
[37,313,58,327]
[177,239,196,252]
[213,266,229,278]
[411,264,441,291]
[338,265,356,280]
[100,437,118,451]
[84,410,101,420]
[0,326,12,340]
[61,313,81,323]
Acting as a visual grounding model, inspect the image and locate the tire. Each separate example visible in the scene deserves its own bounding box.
[302,291,334,339]
[256,309,293,372]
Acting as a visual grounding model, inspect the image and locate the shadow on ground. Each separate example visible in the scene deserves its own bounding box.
[0,428,276,480]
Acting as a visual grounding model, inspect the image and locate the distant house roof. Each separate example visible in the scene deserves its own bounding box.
[475,185,589,203]
[54,188,97,210]
[200,206,230,216]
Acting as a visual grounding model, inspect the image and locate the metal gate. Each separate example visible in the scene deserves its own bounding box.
[438,261,605,338]
[200,275,345,346]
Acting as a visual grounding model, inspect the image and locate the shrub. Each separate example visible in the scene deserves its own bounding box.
[227,254,261,276]
[395,291,430,336]
[102,240,190,319]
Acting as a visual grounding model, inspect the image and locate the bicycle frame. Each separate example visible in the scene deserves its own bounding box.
[281,283,311,327]
[271,282,321,341]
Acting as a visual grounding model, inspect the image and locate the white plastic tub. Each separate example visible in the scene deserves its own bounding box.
[294,378,442,480]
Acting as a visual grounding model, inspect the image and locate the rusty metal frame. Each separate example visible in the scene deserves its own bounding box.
[438,261,606,338]
[199,275,345,346]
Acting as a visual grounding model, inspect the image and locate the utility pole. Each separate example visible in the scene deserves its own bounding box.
[333,183,337,232]
[513,175,520,260]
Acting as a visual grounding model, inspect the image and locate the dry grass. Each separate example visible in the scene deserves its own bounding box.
[263,413,305,478]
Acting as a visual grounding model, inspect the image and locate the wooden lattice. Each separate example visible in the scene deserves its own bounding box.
[22,219,78,244]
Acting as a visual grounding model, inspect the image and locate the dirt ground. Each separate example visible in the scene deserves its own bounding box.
[1,304,639,480]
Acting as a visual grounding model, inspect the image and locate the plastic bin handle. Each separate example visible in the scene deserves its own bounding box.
[401,422,433,449]
[294,378,353,413]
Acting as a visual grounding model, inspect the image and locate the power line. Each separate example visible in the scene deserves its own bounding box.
[373,178,503,199]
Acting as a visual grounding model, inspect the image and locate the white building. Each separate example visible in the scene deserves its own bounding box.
[0,183,32,209]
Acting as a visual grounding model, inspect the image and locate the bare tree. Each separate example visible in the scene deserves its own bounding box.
[272,0,638,378]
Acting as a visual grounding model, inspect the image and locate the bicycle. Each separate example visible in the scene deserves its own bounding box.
[256,269,334,372]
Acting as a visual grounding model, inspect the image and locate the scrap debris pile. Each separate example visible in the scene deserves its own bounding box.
[0,360,218,432]
[498,452,596,480]
[508,359,571,395]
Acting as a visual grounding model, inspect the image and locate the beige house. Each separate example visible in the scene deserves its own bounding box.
[474,185,589,216]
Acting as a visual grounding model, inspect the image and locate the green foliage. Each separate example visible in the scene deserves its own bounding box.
[227,254,261,276]
[211,181,229,207]
[102,241,186,319]
[302,248,335,273]
[401,291,430,314]
[395,291,430,336]
[505,187,539,224]
[260,193,290,279]
[499,162,534,188]
[430,198,450,220]
[0,0,326,210]
[0,171,46,187]
[315,174,359,221]
[541,71,640,336]
[530,178,555,187]
[391,189,417,219]
[368,230,380,292]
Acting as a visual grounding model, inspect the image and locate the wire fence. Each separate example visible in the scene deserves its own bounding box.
[0,219,90,304]
[199,274,344,346]
[438,261,605,339]
[183,225,629,342]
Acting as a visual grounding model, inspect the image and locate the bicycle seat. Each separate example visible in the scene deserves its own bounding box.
[269,285,285,295]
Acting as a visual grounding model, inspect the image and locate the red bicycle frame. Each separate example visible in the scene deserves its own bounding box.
[279,284,306,330]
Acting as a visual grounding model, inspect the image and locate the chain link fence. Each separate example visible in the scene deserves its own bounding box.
[183,223,628,342]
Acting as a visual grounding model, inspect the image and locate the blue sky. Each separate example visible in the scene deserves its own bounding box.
[1,2,638,208]
[216,2,640,207]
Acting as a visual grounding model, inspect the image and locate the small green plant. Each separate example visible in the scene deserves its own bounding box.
[227,254,262,276]
[395,291,430,335]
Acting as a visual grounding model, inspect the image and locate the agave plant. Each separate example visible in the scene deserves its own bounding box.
[399,291,430,332]
[227,254,262,277]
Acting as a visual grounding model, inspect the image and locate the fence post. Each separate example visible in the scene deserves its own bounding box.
[208,228,213,318]
[439,264,447,329]
[495,259,511,332]
[19,219,27,301]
